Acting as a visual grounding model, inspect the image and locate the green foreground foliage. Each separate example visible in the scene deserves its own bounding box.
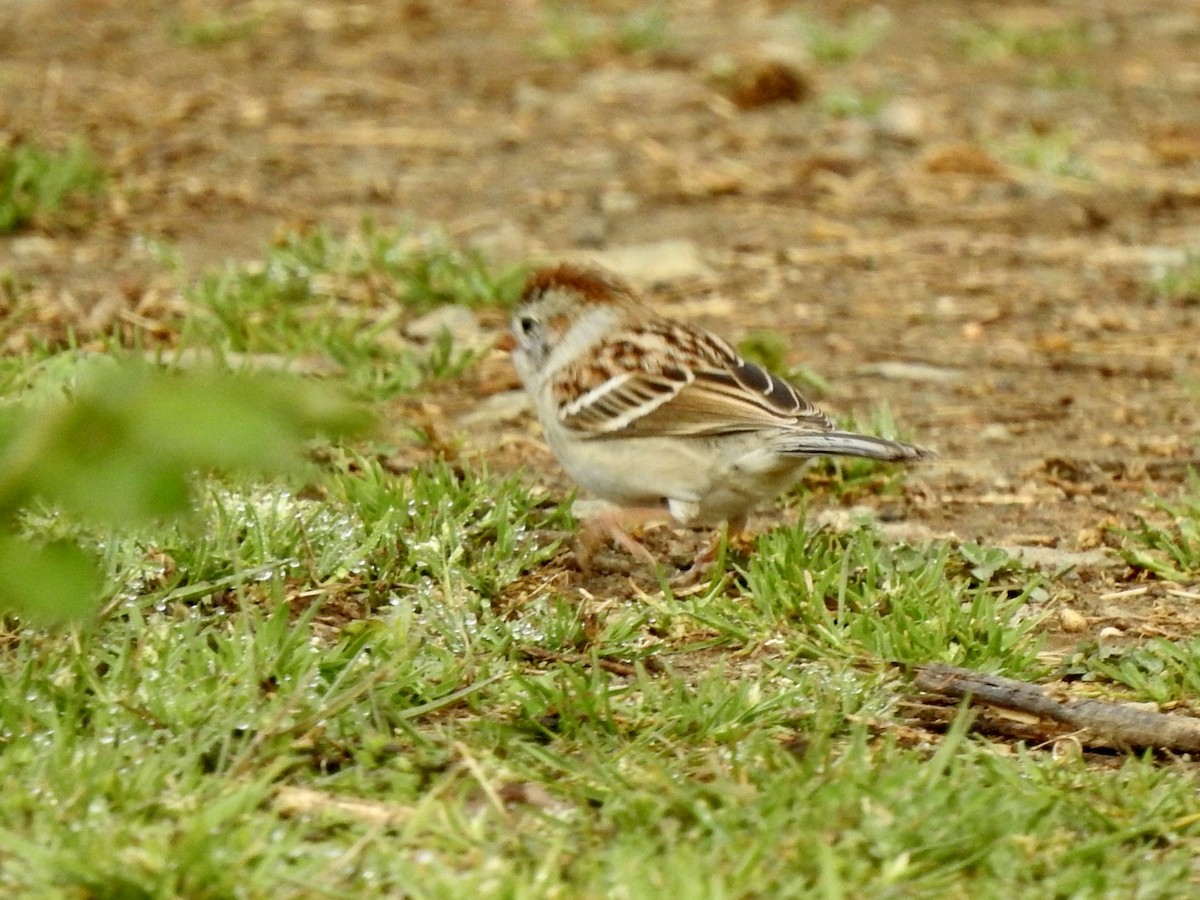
[1,225,1199,897]
[0,360,369,620]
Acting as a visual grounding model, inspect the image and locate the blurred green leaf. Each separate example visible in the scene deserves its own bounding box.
[0,360,372,618]
[0,536,102,622]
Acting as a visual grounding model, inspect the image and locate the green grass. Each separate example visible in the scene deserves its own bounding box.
[532,3,602,61]
[953,18,1093,63]
[1074,637,1200,708]
[1023,64,1094,91]
[176,224,525,399]
[792,9,892,64]
[1149,251,1200,306]
[615,5,671,56]
[167,10,263,47]
[3,226,1200,896]
[0,139,104,233]
[532,2,672,61]
[1062,476,1200,707]
[1112,472,1200,581]
[990,127,1092,180]
[819,83,891,118]
[2,493,1198,897]
[0,272,30,334]
[739,526,1045,670]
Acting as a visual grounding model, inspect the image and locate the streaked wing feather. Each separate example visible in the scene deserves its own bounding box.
[552,319,833,437]
[620,363,833,436]
[559,370,687,433]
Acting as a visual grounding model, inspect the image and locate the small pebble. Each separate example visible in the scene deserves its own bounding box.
[1059,608,1087,632]
[979,423,1012,443]
[876,98,926,143]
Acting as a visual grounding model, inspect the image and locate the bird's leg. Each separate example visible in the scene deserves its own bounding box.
[676,515,750,585]
[576,505,672,575]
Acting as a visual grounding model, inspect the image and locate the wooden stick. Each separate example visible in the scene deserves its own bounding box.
[521,645,661,676]
[913,663,1200,753]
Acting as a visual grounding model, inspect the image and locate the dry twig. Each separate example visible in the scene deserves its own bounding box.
[521,645,661,676]
[913,664,1200,753]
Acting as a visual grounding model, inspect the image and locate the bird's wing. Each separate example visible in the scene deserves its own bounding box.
[551,319,834,438]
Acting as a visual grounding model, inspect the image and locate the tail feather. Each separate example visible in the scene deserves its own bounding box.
[778,431,934,462]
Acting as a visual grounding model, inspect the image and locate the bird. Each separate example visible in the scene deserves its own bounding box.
[506,262,933,573]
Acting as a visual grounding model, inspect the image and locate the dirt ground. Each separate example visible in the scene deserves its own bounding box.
[3,0,1200,644]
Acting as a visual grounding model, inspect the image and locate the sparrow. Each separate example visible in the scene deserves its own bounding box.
[507,262,933,571]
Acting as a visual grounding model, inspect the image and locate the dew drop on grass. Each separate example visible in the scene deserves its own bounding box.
[509,620,547,642]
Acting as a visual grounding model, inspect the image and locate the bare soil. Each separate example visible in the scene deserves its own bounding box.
[3,0,1200,645]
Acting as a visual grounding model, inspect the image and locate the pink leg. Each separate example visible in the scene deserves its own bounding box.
[675,515,750,585]
[576,506,674,574]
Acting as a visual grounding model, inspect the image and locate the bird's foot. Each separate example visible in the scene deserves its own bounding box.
[670,518,752,588]
[575,505,673,576]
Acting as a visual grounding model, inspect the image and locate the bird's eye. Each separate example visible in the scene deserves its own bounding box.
[517,315,538,336]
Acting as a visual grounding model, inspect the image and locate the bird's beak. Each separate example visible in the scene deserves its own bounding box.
[494,332,516,352]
